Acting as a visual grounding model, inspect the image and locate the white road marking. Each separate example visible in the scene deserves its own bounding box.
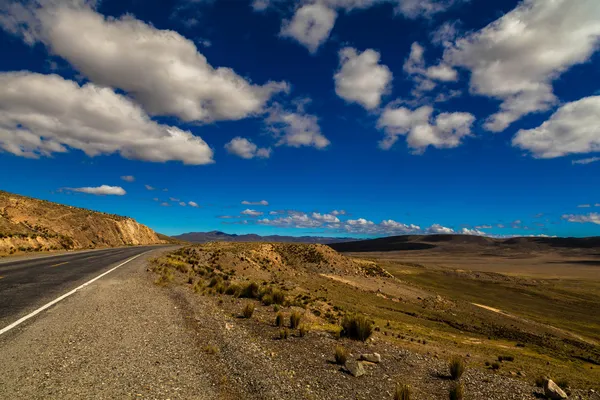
[0,251,149,337]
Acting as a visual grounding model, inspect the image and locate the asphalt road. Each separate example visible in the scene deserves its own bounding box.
[0,246,164,331]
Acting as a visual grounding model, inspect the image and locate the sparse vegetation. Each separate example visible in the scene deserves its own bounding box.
[204,345,219,354]
[290,311,302,329]
[242,303,255,318]
[275,312,285,327]
[498,355,514,362]
[341,314,373,341]
[279,328,289,339]
[298,324,309,337]
[449,382,464,400]
[240,282,261,299]
[334,346,348,365]
[394,383,411,400]
[490,362,500,370]
[449,357,465,380]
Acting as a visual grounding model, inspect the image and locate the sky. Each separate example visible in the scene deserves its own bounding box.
[0,0,599,238]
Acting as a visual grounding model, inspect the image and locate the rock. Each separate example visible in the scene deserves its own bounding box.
[544,379,568,400]
[359,353,381,363]
[345,360,365,377]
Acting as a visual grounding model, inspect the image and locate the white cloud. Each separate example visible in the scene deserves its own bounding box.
[578,204,591,208]
[311,212,340,223]
[572,157,600,165]
[2,2,288,123]
[160,202,170,207]
[266,104,330,149]
[152,197,159,201]
[474,225,492,229]
[0,72,214,164]
[179,201,187,206]
[377,105,474,152]
[562,213,600,225]
[68,185,126,196]
[443,0,600,132]
[169,197,180,202]
[427,224,454,234]
[241,200,269,206]
[334,47,392,110]
[280,3,337,53]
[331,210,346,215]
[241,209,264,217]
[258,213,322,228]
[120,175,135,182]
[225,137,271,159]
[431,21,458,46]
[403,42,458,98]
[512,96,600,158]
[461,227,485,236]
[188,201,199,207]
[145,185,155,191]
[596,204,600,207]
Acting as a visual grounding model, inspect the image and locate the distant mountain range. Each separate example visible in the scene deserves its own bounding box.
[173,231,360,244]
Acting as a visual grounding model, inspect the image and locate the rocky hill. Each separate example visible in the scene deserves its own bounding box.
[0,190,164,255]
[174,230,359,244]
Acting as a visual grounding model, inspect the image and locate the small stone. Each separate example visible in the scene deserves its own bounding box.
[359,353,381,363]
[544,379,568,400]
[345,360,365,377]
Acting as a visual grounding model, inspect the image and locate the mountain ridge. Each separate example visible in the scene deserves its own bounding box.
[173,230,360,244]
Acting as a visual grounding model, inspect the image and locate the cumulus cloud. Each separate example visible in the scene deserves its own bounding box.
[188,201,199,207]
[460,227,485,236]
[404,42,457,83]
[475,225,492,229]
[258,213,322,228]
[377,105,474,152]
[224,137,271,159]
[120,175,135,182]
[443,0,600,132]
[0,72,214,164]
[572,157,600,165]
[512,96,600,158]
[331,210,346,215]
[280,3,336,53]
[241,209,264,217]
[241,200,269,206]
[1,1,288,123]
[160,202,170,207]
[427,224,454,234]
[179,201,187,206]
[311,212,340,223]
[266,104,330,149]
[67,185,126,196]
[169,197,180,202]
[334,47,392,110]
[145,185,155,191]
[562,213,600,225]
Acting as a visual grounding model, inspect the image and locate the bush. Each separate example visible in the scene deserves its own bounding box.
[449,382,464,400]
[225,283,242,296]
[279,328,289,339]
[449,357,465,380]
[491,362,500,370]
[272,289,286,305]
[394,384,411,400]
[242,303,255,318]
[215,283,226,294]
[273,304,280,312]
[298,324,309,337]
[290,311,302,329]
[275,312,285,327]
[334,346,348,365]
[240,282,260,299]
[498,355,514,362]
[341,314,373,342]
[262,294,273,306]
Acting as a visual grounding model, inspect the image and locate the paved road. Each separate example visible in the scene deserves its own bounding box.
[0,246,164,331]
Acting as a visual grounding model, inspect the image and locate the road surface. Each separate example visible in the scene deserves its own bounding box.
[0,246,162,332]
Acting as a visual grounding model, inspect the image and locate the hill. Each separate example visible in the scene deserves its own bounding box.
[173,230,359,244]
[0,190,164,256]
[329,233,600,253]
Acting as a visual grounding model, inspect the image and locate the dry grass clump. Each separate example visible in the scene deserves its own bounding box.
[334,346,348,365]
[275,312,285,327]
[490,362,500,370]
[290,311,302,329]
[225,283,242,296]
[394,383,411,400]
[242,302,255,318]
[204,345,219,354]
[449,357,465,380]
[240,282,261,299]
[298,324,309,337]
[498,355,514,362]
[341,314,373,342]
[279,328,289,339]
[449,382,464,400]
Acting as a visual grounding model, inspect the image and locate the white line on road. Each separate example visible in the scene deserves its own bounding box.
[0,251,149,337]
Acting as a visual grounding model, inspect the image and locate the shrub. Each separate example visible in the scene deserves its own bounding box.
[394,384,411,400]
[491,362,500,370]
[215,283,226,294]
[279,328,289,339]
[262,294,273,306]
[242,303,255,318]
[208,276,222,288]
[273,304,280,312]
[334,346,348,365]
[272,289,286,305]
[449,382,464,400]
[498,355,514,362]
[225,283,242,296]
[275,312,285,327]
[290,311,302,329]
[240,282,260,299]
[341,314,373,342]
[449,357,465,380]
[298,324,309,337]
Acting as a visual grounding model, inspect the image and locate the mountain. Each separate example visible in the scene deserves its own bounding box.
[0,190,165,256]
[173,231,360,245]
[328,234,600,253]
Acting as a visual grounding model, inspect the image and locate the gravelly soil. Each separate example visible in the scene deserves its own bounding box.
[0,248,597,399]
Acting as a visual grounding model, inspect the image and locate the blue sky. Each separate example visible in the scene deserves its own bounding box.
[0,0,599,238]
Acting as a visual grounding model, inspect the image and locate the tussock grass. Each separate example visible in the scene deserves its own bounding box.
[275,312,285,327]
[204,345,219,354]
[242,303,255,318]
[449,357,465,380]
[334,345,348,365]
[298,324,309,337]
[449,382,464,400]
[290,311,302,329]
[240,282,260,299]
[279,328,289,339]
[225,283,242,296]
[394,384,411,400]
[341,314,373,341]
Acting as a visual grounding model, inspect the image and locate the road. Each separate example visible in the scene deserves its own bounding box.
[0,246,162,332]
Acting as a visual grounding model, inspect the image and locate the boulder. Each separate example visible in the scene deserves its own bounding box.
[359,353,381,363]
[345,360,365,377]
[544,379,568,400]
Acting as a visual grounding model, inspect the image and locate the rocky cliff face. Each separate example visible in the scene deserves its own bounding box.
[0,190,164,255]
